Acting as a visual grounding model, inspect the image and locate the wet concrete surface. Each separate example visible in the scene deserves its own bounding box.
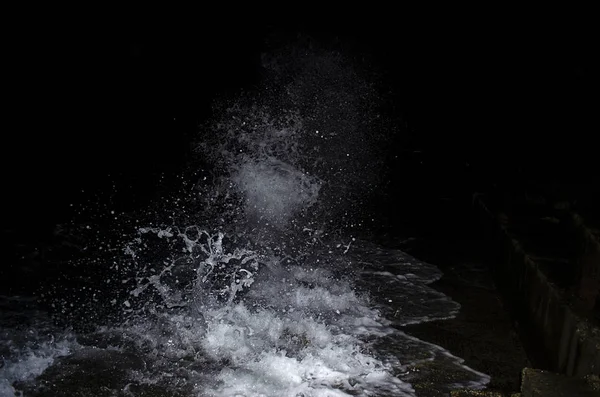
[520,368,600,397]
[384,198,531,395]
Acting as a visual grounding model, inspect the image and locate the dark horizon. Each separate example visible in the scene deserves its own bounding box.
[4,20,596,234]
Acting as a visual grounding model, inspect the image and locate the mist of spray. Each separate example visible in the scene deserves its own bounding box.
[194,44,394,237]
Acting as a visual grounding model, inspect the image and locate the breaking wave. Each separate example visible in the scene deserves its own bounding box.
[1,41,489,397]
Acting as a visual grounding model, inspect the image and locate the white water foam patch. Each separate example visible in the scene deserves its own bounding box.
[0,339,74,396]
[0,296,79,396]
[198,301,413,396]
[96,227,416,396]
[119,227,485,395]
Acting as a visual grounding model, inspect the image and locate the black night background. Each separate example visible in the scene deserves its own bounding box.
[1,14,598,397]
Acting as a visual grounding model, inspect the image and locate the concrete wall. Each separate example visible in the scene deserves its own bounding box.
[474,197,600,377]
